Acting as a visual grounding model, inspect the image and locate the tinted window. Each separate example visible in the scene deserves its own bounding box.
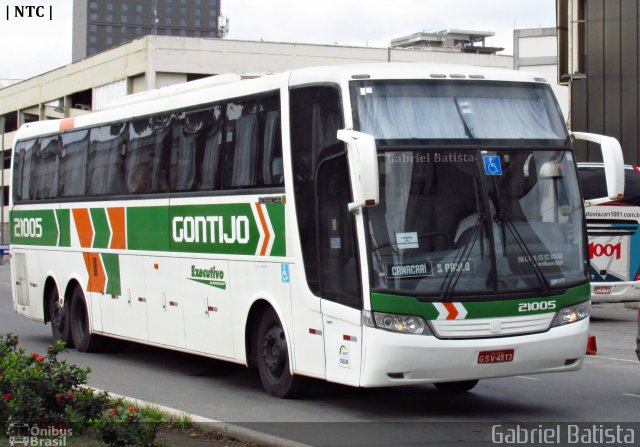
[12,139,38,202]
[128,115,173,194]
[32,135,60,200]
[578,166,640,204]
[87,123,126,196]
[59,130,89,198]
[222,94,282,188]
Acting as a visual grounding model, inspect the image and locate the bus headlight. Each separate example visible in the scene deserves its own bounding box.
[362,310,431,335]
[551,301,590,327]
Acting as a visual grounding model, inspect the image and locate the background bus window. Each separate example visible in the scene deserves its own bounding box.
[578,165,640,205]
[59,130,89,198]
[12,139,38,202]
[31,135,60,200]
[88,123,126,196]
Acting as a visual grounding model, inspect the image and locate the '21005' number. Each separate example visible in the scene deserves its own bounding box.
[14,218,43,238]
[518,301,556,312]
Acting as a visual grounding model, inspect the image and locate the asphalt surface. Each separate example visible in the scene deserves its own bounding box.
[1,263,639,446]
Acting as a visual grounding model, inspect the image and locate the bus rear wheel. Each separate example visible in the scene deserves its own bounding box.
[257,308,308,398]
[69,288,105,353]
[434,380,479,393]
[48,287,73,347]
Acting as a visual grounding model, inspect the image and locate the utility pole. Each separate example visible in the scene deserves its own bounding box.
[1,115,5,246]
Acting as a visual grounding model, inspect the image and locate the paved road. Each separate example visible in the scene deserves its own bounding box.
[1,263,639,446]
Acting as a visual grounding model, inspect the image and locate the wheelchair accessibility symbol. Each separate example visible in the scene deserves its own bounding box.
[281,264,290,284]
[483,155,502,176]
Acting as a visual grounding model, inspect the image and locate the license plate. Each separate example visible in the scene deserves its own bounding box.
[478,349,514,364]
[593,286,612,295]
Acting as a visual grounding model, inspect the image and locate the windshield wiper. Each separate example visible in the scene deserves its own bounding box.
[491,180,552,295]
[438,213,486,301]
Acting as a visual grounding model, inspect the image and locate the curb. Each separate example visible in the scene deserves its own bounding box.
[94,388,311,447]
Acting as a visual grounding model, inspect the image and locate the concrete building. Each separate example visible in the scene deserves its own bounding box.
[0,34,513,237]
[72,0,222,62]
[513,27,569,120]
[391,29,504,54]
[557,0,640,165]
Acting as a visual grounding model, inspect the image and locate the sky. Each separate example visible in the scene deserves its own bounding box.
[0,0,557,80]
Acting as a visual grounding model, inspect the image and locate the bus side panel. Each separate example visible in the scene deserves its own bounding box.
[182,258,233,358]
[229,260,290,365]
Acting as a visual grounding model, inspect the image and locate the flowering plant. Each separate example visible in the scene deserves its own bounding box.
[90,399,162,446]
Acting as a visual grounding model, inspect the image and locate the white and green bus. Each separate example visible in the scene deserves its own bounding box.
[9,64,624,397]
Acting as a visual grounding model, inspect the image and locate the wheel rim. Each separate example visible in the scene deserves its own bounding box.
[261,324,287,381]
[51,301,65,334]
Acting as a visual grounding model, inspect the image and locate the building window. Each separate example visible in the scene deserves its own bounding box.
[106,3,113,11]
[180,18,186,26]
[136,27,143,35]
[106,37,113,44]
[121,15,128,23]
[180,7,186,15]
[121,4,127,12]
[89,13,97,20]
[106,25,113,33]
[90,2,97,9]
[179,29,186,36]
[194,19,200,27]
[89,36,97,44]
[165,7,172,13]
[165,18,172,25]
[90,24,97,32]
[121,26,127,33]
[106,14,113,22]
[136,5,142,13]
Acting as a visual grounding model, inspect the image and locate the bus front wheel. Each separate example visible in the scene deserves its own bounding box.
[257,308,308,398]
[69,288,105,353]
[434,380,479,393]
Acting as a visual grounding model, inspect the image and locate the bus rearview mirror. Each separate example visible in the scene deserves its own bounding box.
[572,132,625,204]
[337,129,380,213]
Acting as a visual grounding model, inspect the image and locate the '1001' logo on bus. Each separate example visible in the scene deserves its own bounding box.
[589,242,621,260]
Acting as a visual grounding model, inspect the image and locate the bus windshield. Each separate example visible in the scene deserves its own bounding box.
[351,80,568,144]
[352,81,584,298]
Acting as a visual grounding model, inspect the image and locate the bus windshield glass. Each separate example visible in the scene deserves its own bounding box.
[351,80,568,144]
[351,81,584,298]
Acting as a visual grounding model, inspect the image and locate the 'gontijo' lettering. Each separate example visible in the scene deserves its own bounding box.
[172,215,250,244]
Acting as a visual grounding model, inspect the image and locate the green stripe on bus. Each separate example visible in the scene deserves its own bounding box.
[266,203,286,256]
[101,253,121,296]
[10,210,59,247]
[90,208,110,249]
[55,209,71,247]
[370,283,590,320]
[127,206,170,251]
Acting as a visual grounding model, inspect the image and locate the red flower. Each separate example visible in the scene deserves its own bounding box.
[128,406,136,412]
[31,353,44,362]
[4,393,11,401]
[110,408,117,416]
[69,392,75,399]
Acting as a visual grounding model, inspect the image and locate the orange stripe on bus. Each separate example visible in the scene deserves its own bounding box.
[255,203,270,256]
[107,207,126,250]
[59,118,75,131]
[72,208,94,248]
[443,302,459,320]
[83,252,106,293]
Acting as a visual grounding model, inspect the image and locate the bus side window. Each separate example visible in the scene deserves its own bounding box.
[32,135,60,200]
[128,115,172,194]
[59,130,89,198]
[12,139,38,202]
[199,106,224,191]
[88,123,126,197]
[222,93,282,189]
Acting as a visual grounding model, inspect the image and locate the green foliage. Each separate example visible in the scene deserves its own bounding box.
[0,333,108,433]
[90,399,162,447]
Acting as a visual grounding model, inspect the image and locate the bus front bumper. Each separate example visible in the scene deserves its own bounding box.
[360,318,588,387]
[591,281,640,303]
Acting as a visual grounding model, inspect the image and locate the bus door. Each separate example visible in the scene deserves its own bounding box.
[317,152,363,385]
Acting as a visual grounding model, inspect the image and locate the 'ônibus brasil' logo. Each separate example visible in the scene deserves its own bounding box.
[188,265,226,290]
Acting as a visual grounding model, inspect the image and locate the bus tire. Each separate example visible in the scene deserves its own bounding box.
[48,286,73,347]
[257,308,309,398]
[434,380,479,393]
[69,287,105,353]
